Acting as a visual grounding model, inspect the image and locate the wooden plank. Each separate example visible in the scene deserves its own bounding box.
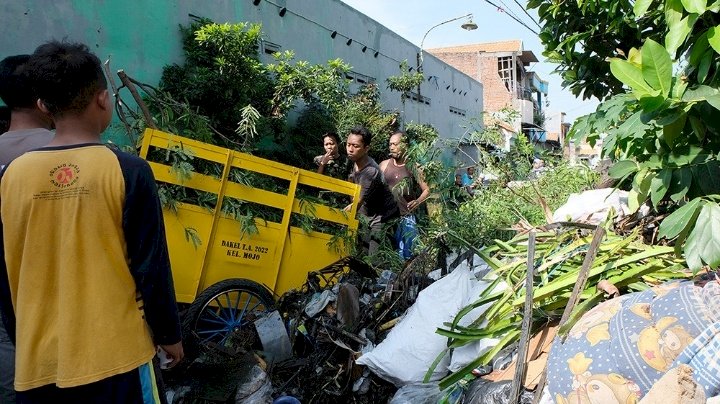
[511,231,535,404]
[531,226,605,404]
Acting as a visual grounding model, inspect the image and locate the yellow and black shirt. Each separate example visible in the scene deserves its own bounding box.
[0,143,181,391]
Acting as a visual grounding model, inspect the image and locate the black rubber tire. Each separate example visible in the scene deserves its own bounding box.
[181,278,275,360]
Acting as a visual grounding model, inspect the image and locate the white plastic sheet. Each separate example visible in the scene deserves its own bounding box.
[552,188,630,224]
[356,266,500,385]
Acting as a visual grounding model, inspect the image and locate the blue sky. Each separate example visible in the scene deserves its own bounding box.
[341,0,599,123]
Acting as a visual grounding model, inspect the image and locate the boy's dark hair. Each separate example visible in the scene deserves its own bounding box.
[349,125,372,147]
[0,54,36,109]
[0,106,10,133]
[323,131,341,145]
[25,41,107,117]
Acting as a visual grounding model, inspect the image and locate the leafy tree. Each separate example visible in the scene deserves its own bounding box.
[266,51,351,118]
[527,0,666,100]
[558,0,720,270]
[386,60,425,115]
[159,18,275,139]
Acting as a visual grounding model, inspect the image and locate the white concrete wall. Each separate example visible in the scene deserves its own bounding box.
[0,0,483,141]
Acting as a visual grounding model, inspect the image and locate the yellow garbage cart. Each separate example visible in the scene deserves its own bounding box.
[139,129,360,353]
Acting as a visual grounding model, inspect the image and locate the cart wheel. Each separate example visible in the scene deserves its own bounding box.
[182,279,275,359]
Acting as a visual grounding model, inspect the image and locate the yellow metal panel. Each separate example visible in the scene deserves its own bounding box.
[147,161,223,194]
[195,149,234,296]
[297,170,357,197]
[270,168,300,291]
[162,205,214,303]
[291,200,353,226]
[230,153,300,181]
[197,217,282,294]
[273,227,347,295]
[223,181,288,210]
[140,128,361,301]
[144,129,237,165]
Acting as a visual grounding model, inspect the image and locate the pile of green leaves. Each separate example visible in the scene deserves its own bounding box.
[159,18,275,143]
[420,123,598,251]
[431,227,690,389]
[435,163,598,249]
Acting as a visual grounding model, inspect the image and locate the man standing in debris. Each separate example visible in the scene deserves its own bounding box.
[0,41,182,402]
[380,131,430,260]
[345,125,399,255]
[0,54,55,404]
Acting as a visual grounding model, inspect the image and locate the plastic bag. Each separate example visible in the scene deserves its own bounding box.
[552,188,630,224]
[235,365,272,404]
[389,382,444,404]
[356,267,478,385]
[463,379,534,404]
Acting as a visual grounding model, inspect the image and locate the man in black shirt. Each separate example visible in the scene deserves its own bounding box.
[345,125,399,255]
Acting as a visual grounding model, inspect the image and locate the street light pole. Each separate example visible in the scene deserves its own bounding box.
[417,13,478,74]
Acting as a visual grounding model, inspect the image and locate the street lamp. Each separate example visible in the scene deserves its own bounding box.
[417,13,478,73]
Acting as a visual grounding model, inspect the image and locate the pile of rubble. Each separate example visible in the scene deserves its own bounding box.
[165,255,438,403]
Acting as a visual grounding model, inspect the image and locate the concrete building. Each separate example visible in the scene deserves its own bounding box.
[428,40,549,142]
[545,111,570,150]
[0,0,483,144]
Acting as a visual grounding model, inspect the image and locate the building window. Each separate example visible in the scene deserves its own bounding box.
[404,91,431,105]
[498,56,513,91]
[345,71,376,85]
[449,106,466,117]
[262,40,281,55]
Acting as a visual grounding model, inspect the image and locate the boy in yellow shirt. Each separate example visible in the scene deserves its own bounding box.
[0,41,183,403]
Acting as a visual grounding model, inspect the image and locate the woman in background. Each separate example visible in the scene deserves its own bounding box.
[314,132,348,180]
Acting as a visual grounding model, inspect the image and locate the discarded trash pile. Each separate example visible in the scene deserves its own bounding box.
[164,255,436,403]
[269,256,435,402]
[164,224,696,404]
[433,225,691,393]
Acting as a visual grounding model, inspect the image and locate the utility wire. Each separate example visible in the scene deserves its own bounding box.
[497,0,530,31]
[484,0,539,35]
[511,0,542,28]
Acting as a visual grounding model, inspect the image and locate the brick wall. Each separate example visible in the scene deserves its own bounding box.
[433,51,514,115]
[479,56,513,114]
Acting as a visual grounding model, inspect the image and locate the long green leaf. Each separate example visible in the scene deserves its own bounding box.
[708,26,720,54]
[650,169,673,207]
[634,0,654,16]
[609,58,654,96]
[667,14,697,57]
[423,348,449,383]
[513,247,676,305]
[663,112,687,149]
[641,39,673,96]
[438,330,520,390]
[609,159,639,179]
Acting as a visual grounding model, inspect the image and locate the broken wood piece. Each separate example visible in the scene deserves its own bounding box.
[116,69,157,129]
[510,230,536,404]
[532,226,605,404]
[638,365,706,404]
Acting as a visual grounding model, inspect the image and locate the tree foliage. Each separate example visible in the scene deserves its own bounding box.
[527,0,666,100]
[556,0,720,270]
[159,18,275,138]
